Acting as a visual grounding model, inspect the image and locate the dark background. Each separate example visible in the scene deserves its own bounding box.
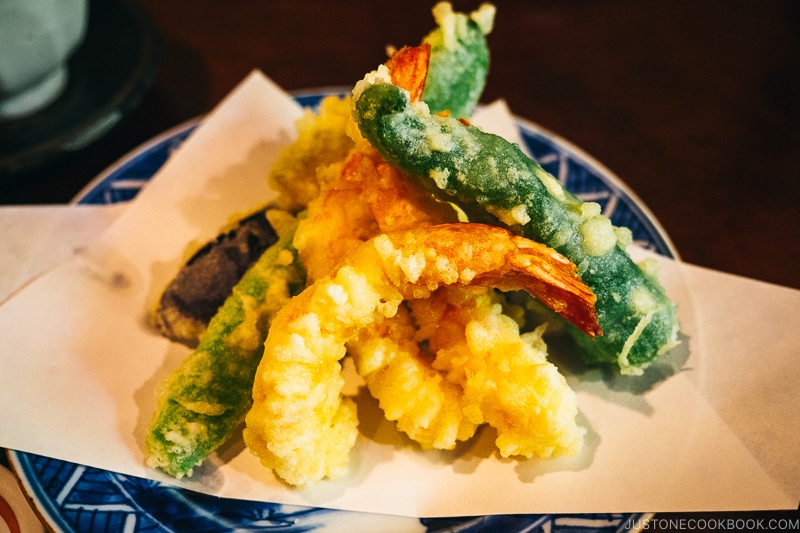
[2,0,798,291]
[2,0,798,529]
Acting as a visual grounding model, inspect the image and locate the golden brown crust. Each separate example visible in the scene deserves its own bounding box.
[379,223,601,337]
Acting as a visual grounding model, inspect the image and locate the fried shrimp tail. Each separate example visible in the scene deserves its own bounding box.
[386,44,431,104]
[380,223,601,336]
[352,71,679,373]
[244,222,596,486]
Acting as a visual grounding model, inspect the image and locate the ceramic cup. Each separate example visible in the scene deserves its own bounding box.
[0,0,88,119]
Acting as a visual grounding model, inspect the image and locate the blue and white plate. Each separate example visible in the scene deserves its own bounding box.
[8,88,670,533]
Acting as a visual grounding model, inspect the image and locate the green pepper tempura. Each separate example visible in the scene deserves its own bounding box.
[421,2,495,119]
[352,77,679,374]
[145,222,305,477]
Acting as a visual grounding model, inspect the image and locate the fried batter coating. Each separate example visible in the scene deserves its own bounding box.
[293,149,478,452]
[377,224,600,336]
[353,69,678,372]
[421,2,495,118]
[244,223,596,486]
[146,225,305,478]
[290,144,594,457]
[349,304,479,450]
[360,149,458,233]
[410,287,584,458]
[292,152,380,283]
[243,259,399,487]
[268,95,354,212]
[352,223,594,454]
[293,147,459,282]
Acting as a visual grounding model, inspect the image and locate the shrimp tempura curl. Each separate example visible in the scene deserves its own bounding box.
[243,222,599,487]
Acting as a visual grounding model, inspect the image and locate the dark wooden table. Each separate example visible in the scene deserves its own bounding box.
[2,0,798,529]
[3,0,799,291]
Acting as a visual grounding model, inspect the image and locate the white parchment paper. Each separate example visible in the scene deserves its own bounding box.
[1,71,798,517]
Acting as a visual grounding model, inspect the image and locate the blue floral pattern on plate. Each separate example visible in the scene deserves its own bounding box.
[9,88,668,533]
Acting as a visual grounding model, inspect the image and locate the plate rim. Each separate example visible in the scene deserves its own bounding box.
[70,116,200,204]
[6,453,71,533]
[511,113,680,260]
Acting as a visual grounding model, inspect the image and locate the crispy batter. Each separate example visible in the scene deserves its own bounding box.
[293,153,380,283]
[287,145,595,470]
[243,252,400,488]
[244,223,594,486]
[293,148,458,283]
[361,150,458,232]
[410,287,585,458]
[349,304,479,450]
[352,286,584,457]
[376,224,600,337]
[296,146,600,336]
[268,95,354,212]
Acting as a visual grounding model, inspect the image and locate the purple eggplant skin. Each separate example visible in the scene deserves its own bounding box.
[154,208,278,346]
